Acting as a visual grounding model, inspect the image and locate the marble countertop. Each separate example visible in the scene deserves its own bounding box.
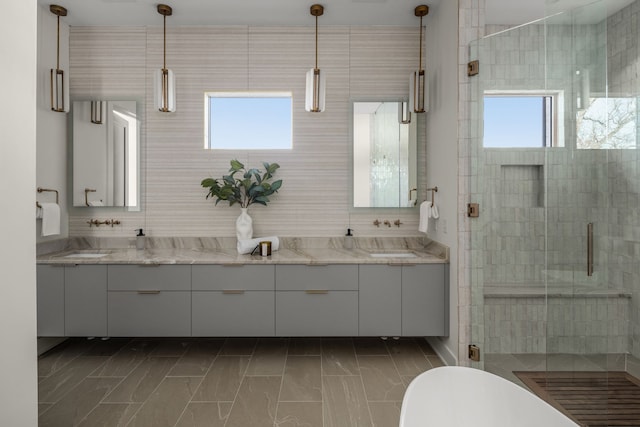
[37,237,448,265]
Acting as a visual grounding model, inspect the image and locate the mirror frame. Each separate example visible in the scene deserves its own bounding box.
[348,98,420,213]
[68,98,143,213]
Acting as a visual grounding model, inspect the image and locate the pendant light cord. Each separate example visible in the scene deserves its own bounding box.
[163,14,167,70]
[315,14,318,71]
[418,15,423,72]
[56,14,60,70]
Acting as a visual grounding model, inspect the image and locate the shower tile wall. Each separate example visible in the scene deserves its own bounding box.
[477,14,636,355]
[68,25,428,238]
[605,2,640,360]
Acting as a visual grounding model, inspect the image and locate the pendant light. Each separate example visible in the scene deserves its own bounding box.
[154,4,176,113]
[409,5,429,114]
[305,4,326,113]
[50,5,68,113]
[90,101,103,124]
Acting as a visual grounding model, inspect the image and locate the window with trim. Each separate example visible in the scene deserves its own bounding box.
[205,92,293,150]
[483,92,563,148]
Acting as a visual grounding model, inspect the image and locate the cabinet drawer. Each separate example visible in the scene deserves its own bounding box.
[192,265,275,291]
[107,265,190,291]
[275,265,358,291]
[192,291,275,336]
[108,291,191,336]
[275,291,358,336]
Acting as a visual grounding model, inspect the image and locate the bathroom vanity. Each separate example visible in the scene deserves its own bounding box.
[37,241,449,338]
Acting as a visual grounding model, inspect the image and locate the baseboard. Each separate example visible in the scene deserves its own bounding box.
[37,337,67,356]
[427,337,458,366]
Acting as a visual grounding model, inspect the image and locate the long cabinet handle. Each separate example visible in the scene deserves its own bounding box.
[137,290,161,295]
[305,290,329,294]
[222,290,245,294]
[587,222,594,277]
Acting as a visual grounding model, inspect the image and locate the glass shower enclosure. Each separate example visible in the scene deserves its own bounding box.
[469,0,640,415]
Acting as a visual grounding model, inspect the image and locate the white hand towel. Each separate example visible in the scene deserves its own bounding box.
[237,236,280,255]
[431,203,439,219]
[40,202,61,236]
[418,201,431,233]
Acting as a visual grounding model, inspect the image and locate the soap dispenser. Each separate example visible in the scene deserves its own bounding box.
[344,228,354,249]
[135,228,145,250]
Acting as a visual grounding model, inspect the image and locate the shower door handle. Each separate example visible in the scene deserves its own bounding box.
[587,223,593,277]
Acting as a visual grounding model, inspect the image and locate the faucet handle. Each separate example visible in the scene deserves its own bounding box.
[383,220,391,227]
[373,219,381,227]
[394,219,403,227]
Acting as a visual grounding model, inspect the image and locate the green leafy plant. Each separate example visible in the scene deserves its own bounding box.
[201,159,283,208]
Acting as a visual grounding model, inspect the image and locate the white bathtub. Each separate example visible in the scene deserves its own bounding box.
[400,367,578,427]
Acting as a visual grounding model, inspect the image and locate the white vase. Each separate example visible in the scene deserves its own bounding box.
[236,208,253,241]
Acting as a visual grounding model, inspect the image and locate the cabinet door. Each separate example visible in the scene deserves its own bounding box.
[108,291,191,337]
[359,265,401,336]
[65,265,107,337]
[37,265,65,337]
[192,291,275,336]
[275,291,358,336]
[402,264,446,336]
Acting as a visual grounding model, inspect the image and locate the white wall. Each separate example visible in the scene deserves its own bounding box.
[0,1,38,425]
[36,3,69,242]
[425,0,460,365]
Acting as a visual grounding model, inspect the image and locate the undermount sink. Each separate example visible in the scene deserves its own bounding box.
[63,252,110,258]
[369,252,418,259]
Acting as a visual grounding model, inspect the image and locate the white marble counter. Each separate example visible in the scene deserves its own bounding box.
[37,237,448,265]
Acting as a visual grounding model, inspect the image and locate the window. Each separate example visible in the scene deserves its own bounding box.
[205,92,292,150]
[483,93,561,148]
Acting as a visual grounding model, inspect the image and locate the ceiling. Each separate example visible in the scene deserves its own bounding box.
[38,0,442,27]
[39,0,637,27]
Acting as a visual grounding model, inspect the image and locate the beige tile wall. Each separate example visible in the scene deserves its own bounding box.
[69,25,428,238]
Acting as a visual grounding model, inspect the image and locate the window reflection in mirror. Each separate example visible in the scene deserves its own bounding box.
[72,101,139,208]
[352,101,417,208]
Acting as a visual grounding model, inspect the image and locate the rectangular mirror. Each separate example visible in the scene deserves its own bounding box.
[352,101,417,208]
[72,101,139,208]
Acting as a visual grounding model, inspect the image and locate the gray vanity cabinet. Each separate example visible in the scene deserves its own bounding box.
[191,265,275,336]
[36,265,65,337]
[65,265,107,336]
[402,264,447,336]
[275,265,359,336]
[359,265,402,336]
[107,265,191,336]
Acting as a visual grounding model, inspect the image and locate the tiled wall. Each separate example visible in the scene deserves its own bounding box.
[606,0,640,359]
[68,25,428,238]
[484,295,630,354]
[468,2,639,357]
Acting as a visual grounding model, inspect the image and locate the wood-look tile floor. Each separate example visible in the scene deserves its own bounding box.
[38,337,444,427]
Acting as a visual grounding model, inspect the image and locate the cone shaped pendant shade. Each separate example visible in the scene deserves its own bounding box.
[305,4,325,113]
[155,4,176,112]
